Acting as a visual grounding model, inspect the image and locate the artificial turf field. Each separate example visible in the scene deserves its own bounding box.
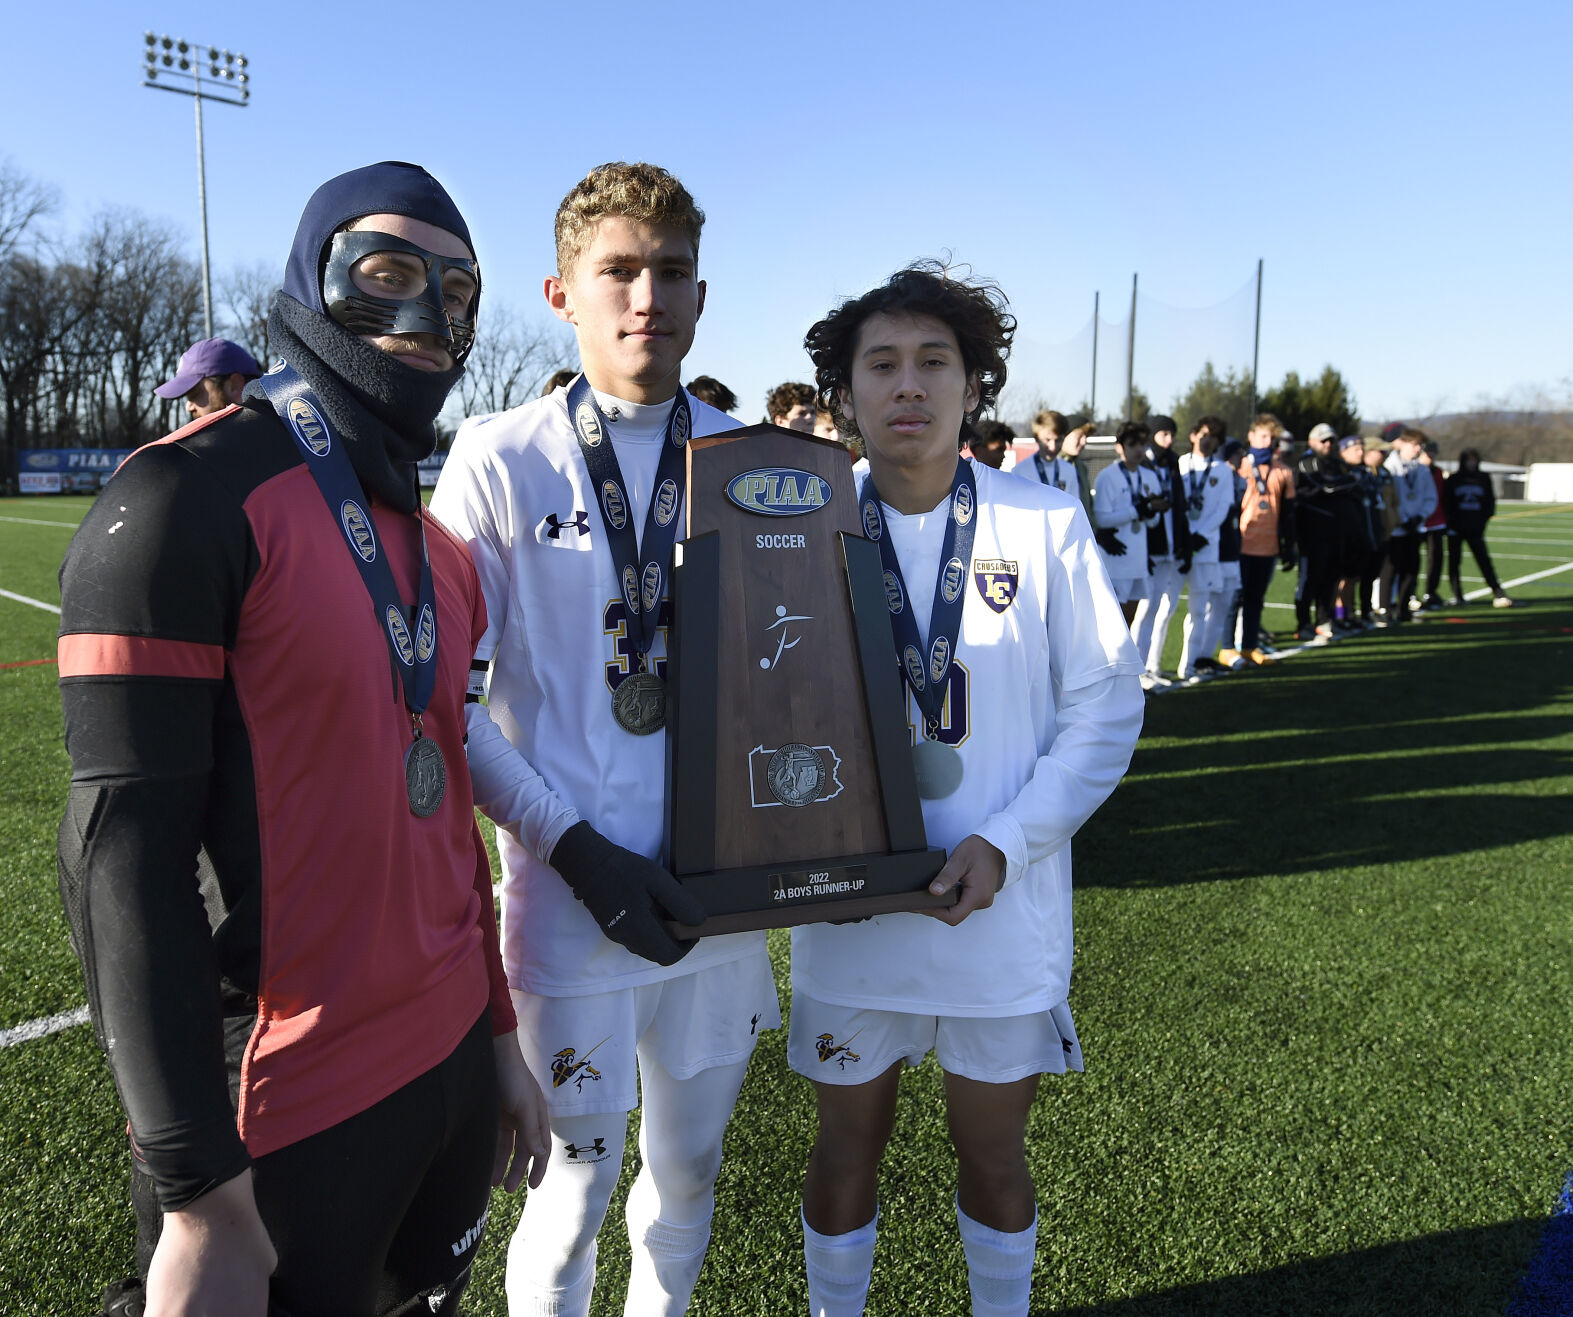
[2,494,1570,1315]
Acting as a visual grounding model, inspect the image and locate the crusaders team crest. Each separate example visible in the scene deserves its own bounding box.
[974,559,1019,613]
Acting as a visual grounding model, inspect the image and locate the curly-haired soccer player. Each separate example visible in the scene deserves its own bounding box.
[791,263,1145,1316]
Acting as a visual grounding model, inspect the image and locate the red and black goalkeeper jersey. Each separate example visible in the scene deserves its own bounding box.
[56,399,513,1211]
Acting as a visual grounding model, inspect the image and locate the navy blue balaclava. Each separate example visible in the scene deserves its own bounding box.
[250,162,476,514]
[282,161,474,313]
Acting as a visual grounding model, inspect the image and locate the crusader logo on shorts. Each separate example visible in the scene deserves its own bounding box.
[550,1040,608,1092]
[882,569,905,615]
[575,403,603,447]
[953,481,975,527]
[287,396,330,456]
[815,1031,862,1070]
[340,500,376,562]
[941,556,965,604]
[621,564,641,614]
[601,479,628,530]
[640,561,662,614]
[974,559,1019,613]
[415,603,436,663]
[862,500,883,541]
[653,477,679,528]
[385,605,415,666]
[903,644,926,691]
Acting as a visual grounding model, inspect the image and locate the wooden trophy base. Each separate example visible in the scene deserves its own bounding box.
[666,847,953,937]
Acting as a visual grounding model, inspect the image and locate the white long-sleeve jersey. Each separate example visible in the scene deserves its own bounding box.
[430,388,764,996]
[1177,452,1233,564]
[791,462,1145,1017]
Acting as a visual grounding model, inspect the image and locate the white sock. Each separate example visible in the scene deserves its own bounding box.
[623,1172,712,1316]
[507,1238,597,1317]
[956,1200,1036,1317]
[802,1208,878,1317]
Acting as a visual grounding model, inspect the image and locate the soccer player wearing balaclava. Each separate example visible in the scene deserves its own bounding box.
[57,162,548,1317]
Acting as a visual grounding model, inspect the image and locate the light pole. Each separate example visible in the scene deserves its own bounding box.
[140,32,251,339]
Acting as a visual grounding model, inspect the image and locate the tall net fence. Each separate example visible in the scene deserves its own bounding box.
[1001,266,1261,440]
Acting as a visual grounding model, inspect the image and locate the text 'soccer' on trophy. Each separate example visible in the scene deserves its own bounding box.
[665,425,951,935]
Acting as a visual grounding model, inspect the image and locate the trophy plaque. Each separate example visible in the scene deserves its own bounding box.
[665,425,952,935]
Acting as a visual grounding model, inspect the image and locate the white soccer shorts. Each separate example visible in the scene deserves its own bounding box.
[511,952,781,1117]
[1107,575,1150,605]
[787,991,1083,1086]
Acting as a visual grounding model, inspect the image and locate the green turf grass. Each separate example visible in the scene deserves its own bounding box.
[1,498,1570,1314]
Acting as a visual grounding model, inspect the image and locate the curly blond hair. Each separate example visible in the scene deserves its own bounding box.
[554,162,705,278]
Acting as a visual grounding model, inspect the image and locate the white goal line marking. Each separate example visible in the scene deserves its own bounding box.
[0,587,61,614]
[0,1006,89,1050]
[0,515,80,529]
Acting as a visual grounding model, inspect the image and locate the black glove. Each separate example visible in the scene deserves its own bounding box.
[550,821,706,965]
[1094,527,1127,556]
[1279,551,1296,571]
[1147,556,1155,575]
[1150,492,1172,514]
[1403,516,1422,533]
[1189,532,1209,553]
[1179,556,1192,576]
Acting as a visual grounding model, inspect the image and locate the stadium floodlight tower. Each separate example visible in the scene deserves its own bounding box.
[140,32,252,339]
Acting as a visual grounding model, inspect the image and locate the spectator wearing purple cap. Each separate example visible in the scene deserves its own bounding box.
[154,337,263,420]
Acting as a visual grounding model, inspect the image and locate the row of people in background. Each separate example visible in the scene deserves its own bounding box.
[1069,411,1515,687]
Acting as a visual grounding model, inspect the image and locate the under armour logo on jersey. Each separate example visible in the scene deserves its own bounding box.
[545,511,590,539]
[537,510,593,548]
[565,1138,608,1161]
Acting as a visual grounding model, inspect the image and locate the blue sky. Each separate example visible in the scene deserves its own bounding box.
[5,0,1569,423]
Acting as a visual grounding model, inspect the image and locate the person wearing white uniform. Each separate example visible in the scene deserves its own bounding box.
[1130,414,1192,684]
[431,162,780,1317]
[791,263,1145,1317]
[1176,417,1235,678]
[1092,421,1167,627]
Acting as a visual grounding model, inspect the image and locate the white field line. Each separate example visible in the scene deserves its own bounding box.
[1465,559,1573,598]
[0,514,80,528]
[0,1006,89,1049]
[1488,552,1573,562]
[0,587,60,614]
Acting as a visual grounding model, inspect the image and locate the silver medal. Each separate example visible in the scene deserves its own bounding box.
[612,671,666,735]
[911,737,964,799]
[404,735,447,817]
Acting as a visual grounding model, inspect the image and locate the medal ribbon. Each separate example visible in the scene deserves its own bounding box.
[1033,452,1066,490]
[859,460,977,735]
[567,374,689,668]
[259,360,437,719]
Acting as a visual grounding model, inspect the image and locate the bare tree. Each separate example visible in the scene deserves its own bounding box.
[0,159,58,264]
[219,260,278,373]
[448,302,577,433]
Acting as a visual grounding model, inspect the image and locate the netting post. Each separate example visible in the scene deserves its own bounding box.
[1249,258,1263,418]
[1125,273,1137,422]
[1090,291,1099,420]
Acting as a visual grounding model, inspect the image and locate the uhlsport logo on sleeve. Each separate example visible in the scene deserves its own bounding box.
[339,500,377,562]
[974,559,1019,613]
[601,479,628,530]
[653,477,680,528]
[287,396,330,456]
[385,605,415,666]
[725,468,831,517]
